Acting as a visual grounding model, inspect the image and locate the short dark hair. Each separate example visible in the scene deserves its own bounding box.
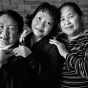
[0,10,24,34]
[26,2,59,36]
[58,2,83,24]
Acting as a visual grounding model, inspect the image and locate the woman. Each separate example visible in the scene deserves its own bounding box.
[49,2,88,88]
[13,2,63,88]
[0,10,33,88]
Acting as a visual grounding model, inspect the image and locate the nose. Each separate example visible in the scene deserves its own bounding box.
[65,19,70,25]
[38,21,45,29]
[0,27,9,38]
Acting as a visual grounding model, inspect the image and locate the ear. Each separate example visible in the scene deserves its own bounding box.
[58,23,60,29]
[80,16,85,30]
[80,16,84,24]
[58,23,62,32]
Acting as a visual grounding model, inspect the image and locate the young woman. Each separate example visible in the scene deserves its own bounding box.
[49,2,88,88]
[13,2,62,88]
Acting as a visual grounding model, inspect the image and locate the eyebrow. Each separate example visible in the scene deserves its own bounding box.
[61,12,74,17]
[0,22,3,24]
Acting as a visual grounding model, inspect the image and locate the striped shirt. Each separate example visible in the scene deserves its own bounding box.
[57,32,88,88]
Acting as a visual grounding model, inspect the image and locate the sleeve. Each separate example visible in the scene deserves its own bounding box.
[26,45,63,88]
[44,45,62,88]
[0,56,34,88]
[31,45,62,88]
[66,52,88,79]
[11,57,34,88]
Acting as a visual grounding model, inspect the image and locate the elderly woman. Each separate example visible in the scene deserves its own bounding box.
[0,10,33,88]
[49,2,88,88]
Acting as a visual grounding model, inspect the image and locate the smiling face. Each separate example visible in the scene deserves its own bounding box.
[31,11,54,40]
[59,6,81,37]
[0,14,20,48]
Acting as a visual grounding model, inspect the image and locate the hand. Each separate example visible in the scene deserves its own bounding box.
[13,45,32,58]
[49,39,69,58]
[19,30,30,42]
[0,49,14,64]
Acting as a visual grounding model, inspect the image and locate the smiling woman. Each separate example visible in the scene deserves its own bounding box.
[22,2,61,88]
[0,10,33,88]
[49,2,88,88]
[59,5,82,39]
[0,14,19,48]
[13,2,62,88]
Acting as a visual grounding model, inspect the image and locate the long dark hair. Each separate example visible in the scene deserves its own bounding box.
[26,2,59,37]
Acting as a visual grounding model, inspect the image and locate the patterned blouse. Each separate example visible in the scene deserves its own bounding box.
[57,31,88,88]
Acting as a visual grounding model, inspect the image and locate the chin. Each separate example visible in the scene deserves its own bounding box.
[0,42,9,48]
[0,44,6,48]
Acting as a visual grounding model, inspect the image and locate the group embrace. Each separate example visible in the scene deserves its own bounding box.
[0,1,88,88]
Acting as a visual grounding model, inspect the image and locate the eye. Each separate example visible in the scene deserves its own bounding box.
[60,18,65,21]
[47,22,52,25]
[9,26,15,31]
[0,25,4,29]
[45,21,52,26]
[37,16,41,20]
[69,15,74,18]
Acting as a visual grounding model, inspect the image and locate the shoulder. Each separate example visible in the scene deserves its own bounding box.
[25,33,32,40]
[44,41,59,54]
[39,36,59,53]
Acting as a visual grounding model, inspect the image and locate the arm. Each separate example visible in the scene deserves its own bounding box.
[49,39,69,58]
[66,52,88,79]
[44,45,62,88]
[0,56,33,88]
[0,49,14,68]
[12,45,32,58]
[49,38,88,79]
[25,44,62,88]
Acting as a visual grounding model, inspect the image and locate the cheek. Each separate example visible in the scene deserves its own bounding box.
[10,33,18,42]
[32,18,38,25]
[60,22,64,28]
[60,23,65,32]
[31,20,34,28]
[73,20,80,30]
[45,27,52,35]
[72,17,80,26]
[31,20,37,30]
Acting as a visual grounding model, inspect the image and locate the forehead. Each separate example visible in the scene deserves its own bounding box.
[61,6,76,16]
[0,14,17,25]
[36,11,53,20]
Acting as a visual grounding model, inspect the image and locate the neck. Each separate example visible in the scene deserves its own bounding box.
[0,44,12,50]
[68,32,83,41]
[33,35,42,42]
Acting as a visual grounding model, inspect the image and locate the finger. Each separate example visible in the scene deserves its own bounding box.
[49,40,57,44]
[49,39,56,42]
[53,37,56,39]
[15,54,20,56]
[15,53,24,57]
[4,50,13,54]
[14,52,22,56]
[49,41,57,45]
[13,47,21,52]
[7,53,14,58]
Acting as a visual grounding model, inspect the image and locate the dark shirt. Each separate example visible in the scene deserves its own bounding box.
[0,41,34,88]
[25,33,63,88]
[57,32,88,88]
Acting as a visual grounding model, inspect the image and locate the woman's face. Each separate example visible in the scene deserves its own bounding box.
[0,14,20,48]
[59,6,81,36]
[31,11,54,39]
